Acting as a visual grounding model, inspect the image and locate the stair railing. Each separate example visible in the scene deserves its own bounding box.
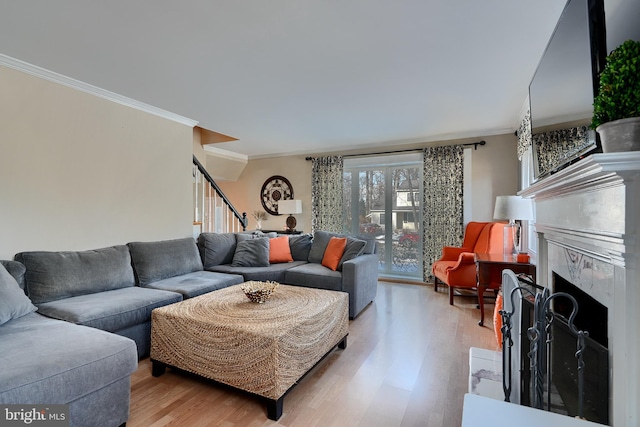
[193,155,247,233]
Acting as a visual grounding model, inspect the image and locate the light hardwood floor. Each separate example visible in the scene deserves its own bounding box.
[128,282,498,427]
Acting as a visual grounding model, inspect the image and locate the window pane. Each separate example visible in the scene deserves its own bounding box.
[344,155,423,280]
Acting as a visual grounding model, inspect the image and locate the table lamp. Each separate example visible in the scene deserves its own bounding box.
[493,195,533,256]
[278,199,302,232]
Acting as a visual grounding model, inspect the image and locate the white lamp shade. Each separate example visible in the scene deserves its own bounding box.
[493,195,533,221]
[278,199,302,215]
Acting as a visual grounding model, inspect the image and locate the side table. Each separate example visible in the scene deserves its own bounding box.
[474,253,536,326]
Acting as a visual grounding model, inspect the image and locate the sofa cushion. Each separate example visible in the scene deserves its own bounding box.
[237,231,277,241]
[289,234,313,261]
[231,238,270,267]
[198,233,237,268]
[354,234,378,255]
[140,271,244,298]
[0,313,137,405]
[0,263,37,326]
[284,263,343,291]
[269,236,293,263]
[208,261,307,283]
[0,260,27,290]
[128,238,203,286]
[338,237,367,271]
[308,230,340,263]
[15,245,135,304]
[35,287,182,332]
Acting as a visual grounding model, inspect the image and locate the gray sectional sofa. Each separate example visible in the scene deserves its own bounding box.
[0,231,378,427]
[199,230,379,319]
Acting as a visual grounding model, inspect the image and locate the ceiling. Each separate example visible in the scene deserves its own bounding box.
[0,1,634,159]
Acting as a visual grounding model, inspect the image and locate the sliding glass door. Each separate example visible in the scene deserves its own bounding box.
[343,154,423,280]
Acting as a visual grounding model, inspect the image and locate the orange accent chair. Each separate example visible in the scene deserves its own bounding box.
[431,221,506,317]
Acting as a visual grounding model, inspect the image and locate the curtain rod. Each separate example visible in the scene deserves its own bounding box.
[304,140,485,160]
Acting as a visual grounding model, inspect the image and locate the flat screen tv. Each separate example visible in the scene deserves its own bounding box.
[529,0,606,180]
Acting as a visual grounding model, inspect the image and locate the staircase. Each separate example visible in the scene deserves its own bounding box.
[192,155,247,234]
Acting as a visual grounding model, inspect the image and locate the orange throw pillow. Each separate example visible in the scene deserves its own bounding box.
[269,236,293,263]
[321,237,347,271]
[494,291,504,349]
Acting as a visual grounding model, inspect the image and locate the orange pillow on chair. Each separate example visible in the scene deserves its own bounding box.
[321,237,347,271]
[269,236,293,263]
[494,291,504,349]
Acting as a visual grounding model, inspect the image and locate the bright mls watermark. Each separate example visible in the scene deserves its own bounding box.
[0,405,68,426]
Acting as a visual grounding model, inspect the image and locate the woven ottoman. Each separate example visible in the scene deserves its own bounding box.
[150,284,349,420]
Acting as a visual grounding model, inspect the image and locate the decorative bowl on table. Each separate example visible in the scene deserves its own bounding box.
[240,281,279,303]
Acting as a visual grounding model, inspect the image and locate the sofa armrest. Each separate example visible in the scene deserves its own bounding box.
[342,254,378,319]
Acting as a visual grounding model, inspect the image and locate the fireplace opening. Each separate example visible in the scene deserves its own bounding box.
[551,272,609,424]
[553,273,607,347]
[516,273,609,424]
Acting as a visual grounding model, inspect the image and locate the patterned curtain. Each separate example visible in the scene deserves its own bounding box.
[310,156,344,233]
[517,109,532,161]
[422,145,464,282]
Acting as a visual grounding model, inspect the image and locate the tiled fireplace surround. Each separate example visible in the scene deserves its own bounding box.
[521,152,640,426]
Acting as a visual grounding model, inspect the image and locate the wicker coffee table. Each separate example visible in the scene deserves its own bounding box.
[150,283,349,420]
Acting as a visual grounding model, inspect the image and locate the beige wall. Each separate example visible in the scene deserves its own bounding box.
[218,155,312,232]
[217,134,519,232]
[466,133,520,222]
[0,65,194,259]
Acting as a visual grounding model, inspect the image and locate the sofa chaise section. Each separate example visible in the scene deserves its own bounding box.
[0,260,138,427]
[0,313,138,427]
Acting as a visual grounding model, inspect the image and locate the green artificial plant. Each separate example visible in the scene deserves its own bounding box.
[591,39,640,129]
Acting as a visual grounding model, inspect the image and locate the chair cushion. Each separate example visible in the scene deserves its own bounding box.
[128,238,203,286]
[15,246,135,304]
[35,287,182,332]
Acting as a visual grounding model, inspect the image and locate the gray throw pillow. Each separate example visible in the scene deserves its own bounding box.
[0,263,37,325]
[338,237,367,270]
[198,233,237,268]
[354,234,378,254]
[231,238,270,267]
[289,234,313,261]
[237,231,278,242]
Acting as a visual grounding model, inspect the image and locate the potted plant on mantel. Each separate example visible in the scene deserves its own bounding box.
[592,39,640,152]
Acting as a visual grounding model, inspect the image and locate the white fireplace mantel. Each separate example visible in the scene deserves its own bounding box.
[520,152,640,426]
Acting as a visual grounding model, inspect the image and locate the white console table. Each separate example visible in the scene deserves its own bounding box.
[462,394,606,426]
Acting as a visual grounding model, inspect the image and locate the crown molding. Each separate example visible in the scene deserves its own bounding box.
[0,54,198,127]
